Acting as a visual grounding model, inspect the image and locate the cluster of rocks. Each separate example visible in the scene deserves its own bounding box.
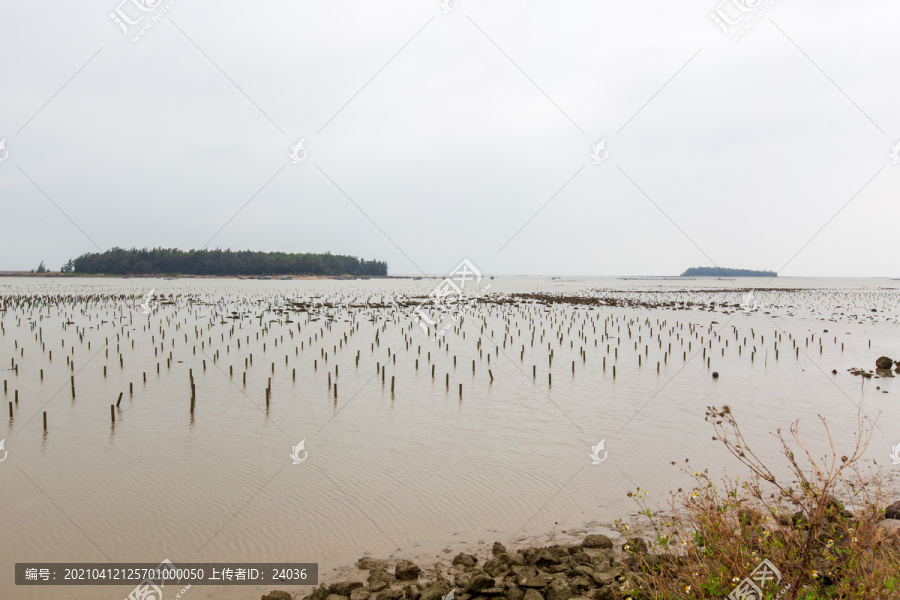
[262,534,640,600]
[844,356,898,383]
[259,501,900,600]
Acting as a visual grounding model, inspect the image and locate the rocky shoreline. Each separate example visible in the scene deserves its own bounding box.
[260,532,634,600]
[253,496,900,600]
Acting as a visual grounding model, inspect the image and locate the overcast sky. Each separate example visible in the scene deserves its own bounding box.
[0,0,897,277]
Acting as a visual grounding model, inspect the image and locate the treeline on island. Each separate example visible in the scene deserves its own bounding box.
[680,266,776,277]
[60,248,388,277]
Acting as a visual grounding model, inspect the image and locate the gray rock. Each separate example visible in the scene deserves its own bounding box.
[582,535,612,549]
[419,581,451,600]
[504,553,526,567]
[368,570,394,593]
[327,594,349,600]
[331,582,365,596]
[507,585,525,600]
[452,554,477,568]
[307,586,331,600]
[480,588,506,596]
[594,549,614,563]
[571,566,593,579]
[529,549,559,568]
[465,573,495,593]
[547,546,569,560]
[569,577,590,592]
[369,581,389,594]
[523,589,544,600]
[404,584,421,600]
[622,554,641,570]
[590,571,615,586]
[593,585,616,600]
[358,558,387,571]
[876,356,893,369]
[482,559,508,578]
[376,590,404,600]
[395,560,420,581]
[520,575,553,589]
[885,500,900,520]
[546,565,568,574]
[351,589,370,600]
[263,592,293,600]
[544,579,572,600]
[570,552,591,566]
[492,542,507,556]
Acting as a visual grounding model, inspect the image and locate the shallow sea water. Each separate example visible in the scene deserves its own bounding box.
[1,276,898,599]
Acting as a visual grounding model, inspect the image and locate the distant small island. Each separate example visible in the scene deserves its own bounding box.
[60,247,388,277]
[680,267,776,277]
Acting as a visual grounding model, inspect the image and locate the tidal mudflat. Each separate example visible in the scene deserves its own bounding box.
[1,276,898,600]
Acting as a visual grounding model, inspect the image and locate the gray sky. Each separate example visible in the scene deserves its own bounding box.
[1,0,897,276]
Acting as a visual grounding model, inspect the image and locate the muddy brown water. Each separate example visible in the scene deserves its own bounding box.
[1,276,898,599]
